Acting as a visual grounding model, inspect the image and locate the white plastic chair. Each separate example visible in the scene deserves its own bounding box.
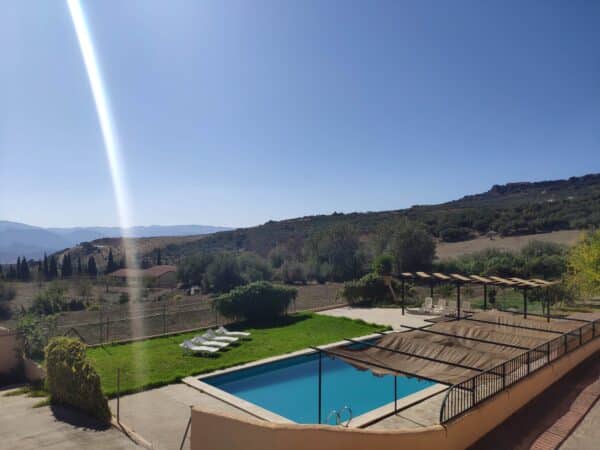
[191,335,229,348]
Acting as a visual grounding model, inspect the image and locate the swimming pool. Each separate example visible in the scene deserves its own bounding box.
[202,351,435,424]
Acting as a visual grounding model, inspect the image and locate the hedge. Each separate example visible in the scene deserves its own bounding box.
[214,281,297,322]
[45,337,111,423]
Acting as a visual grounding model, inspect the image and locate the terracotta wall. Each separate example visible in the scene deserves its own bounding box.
[0,327,20,375]
[191,338,600,450]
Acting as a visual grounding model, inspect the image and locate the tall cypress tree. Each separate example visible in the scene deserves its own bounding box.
[62,254,73,278]
[77,257,82,275]
[16,257,21,280]
[20,257,30,280]
[156,248,162,265]
[49,255,58,279]
[106,249,117,274]
[0,264,4,279]
[87,256,98,277]
[43,253,49,278]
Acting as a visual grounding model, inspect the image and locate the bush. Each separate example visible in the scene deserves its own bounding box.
[45,337,111,423]
[339,273,398,306]
[214,281,297,322]
[16,314,57,361]
[29,283,68,316]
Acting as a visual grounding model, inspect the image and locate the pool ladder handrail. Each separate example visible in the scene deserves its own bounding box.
[326,405,353,427]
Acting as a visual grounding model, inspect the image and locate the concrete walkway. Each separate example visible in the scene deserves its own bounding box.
[317,306,434,330]
[110,383,255,450]
[0,389,139,450]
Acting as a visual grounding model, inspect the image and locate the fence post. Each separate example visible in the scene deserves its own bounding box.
[116,368,121,424]
[394,376,397,413]
[318,351,322,424]
[99,311,104,344]
[564,334,568,354]
[106,317,110,343]
[471,377,476,406]
[501,363,506,390]
[546,342,551,364]
[579,327,582,346]
[526,351,530,375]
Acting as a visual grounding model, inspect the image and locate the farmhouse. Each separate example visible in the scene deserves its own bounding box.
[108,264,177,288]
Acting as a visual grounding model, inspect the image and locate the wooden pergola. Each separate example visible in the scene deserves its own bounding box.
[392,271,557,321]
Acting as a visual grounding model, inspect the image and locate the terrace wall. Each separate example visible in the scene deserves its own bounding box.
[0,327,20,375]
[190,337,600,450]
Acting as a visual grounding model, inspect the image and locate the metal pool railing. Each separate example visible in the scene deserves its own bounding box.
[439,318,599,424]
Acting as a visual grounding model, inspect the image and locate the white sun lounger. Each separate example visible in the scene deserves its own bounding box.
[216,326,251,337]
[191,336,229,348]
[180,340,220,355]
[203,329,239,343]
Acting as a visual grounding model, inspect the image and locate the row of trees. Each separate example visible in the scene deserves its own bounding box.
[435,241,567,279]
[178,220,437,291]
[0,253,108,282]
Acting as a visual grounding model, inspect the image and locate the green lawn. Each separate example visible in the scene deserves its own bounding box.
[87,313,386,397]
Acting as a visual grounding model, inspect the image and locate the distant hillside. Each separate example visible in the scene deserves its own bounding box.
[0,222,231,263]
[152,173,599,260]
[28,173,600,267]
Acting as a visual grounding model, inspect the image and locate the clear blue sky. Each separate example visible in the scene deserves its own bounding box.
[1,1,599,228]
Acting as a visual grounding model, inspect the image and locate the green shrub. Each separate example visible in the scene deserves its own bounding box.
[339,273,398,306]
[29,283,68,315]
[45,337,111,423]
[118,292,130,304]
[214,281,297,322]
[16,314,57,360]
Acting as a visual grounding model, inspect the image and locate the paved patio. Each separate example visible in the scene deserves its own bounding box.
[317,306,435,330]
[110,383,256,450]
[0,389,139,450]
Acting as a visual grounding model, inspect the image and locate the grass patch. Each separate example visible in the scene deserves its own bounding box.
[87,313,387,397]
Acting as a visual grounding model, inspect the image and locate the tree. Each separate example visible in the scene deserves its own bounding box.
[205,253,244,293]
[105,249,118,274]
[281,261,307,284]
[177,253,214,288]
[305,224,364,281]
[87,256,98,277]
[77,257,82,275]
[566,230,600,299]
[20,257,30,281]
[16,257,21,279]
[375,221,436,273]
[43,253,49,278]
[156,248,162,266]
[61,254,73,278]
[49,255,59,279]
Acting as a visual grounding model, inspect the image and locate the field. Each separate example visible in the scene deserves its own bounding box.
[436,229,582,260]
[87,313,386,396]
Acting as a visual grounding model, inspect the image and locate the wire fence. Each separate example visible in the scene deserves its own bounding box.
[52,295,347,346]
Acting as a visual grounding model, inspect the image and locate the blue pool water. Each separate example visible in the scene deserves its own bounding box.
[203,351,434,424]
